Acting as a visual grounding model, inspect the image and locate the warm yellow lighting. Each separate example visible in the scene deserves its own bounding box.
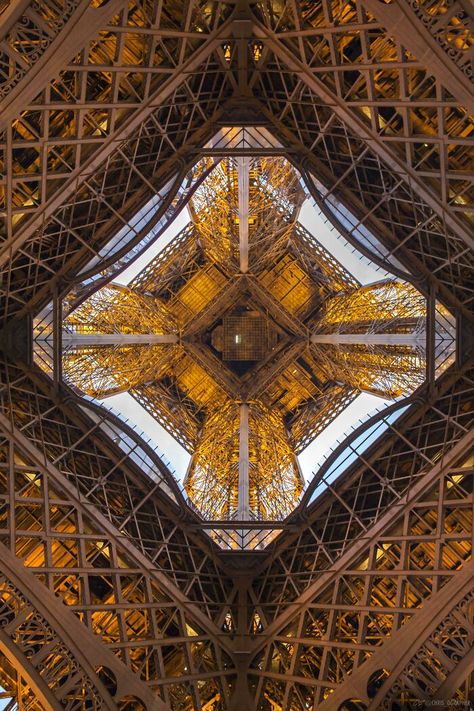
[252,41,263,62]
[223,42,232,62]
[447,474,464,489]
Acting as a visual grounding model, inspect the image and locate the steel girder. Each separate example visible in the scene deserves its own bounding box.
[0,357,472,708]
[246,369,474,707]
[0,538,159,709]
[0,1,473,323]
[0,1,473,708]
[0,357,240,708]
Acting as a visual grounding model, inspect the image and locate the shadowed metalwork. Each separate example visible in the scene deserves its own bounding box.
[0,0,472,708]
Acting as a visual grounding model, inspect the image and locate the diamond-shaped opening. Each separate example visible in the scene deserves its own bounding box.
[32,126,455,548]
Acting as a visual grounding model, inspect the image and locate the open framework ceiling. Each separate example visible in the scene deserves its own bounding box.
[56,151,428,526]
[0,1,473,709]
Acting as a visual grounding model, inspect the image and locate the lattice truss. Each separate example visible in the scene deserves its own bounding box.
[0,357,472,710]
[246,365,474,710]
[310,342,426,399]
[315,281,426,335]
[0,0,471,323]
[188,155,305,271]
[65,284,176,335]
[0,358,238,710]
[59,154,427,522]
[0,0,472,708]
[184,402,303,522]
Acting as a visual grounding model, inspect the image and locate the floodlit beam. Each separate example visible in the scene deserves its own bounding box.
[238,157,250,273]
[311,332,425,346]
[238,403,250,521]
[362,0,474,114]
[61,333,178,345]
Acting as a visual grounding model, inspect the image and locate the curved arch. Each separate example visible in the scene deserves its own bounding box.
[298,393,420,509]
[64,140,221,304]
[72,393,188,508]
[0,572,114,709]
[299,164,421,286]
[0,540,160,709]
[0,631,61,710]
[66,161,189,291]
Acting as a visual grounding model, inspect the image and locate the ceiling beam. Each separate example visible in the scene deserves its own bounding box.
[317,556,474,709]
[0,408,237,659]
[0,0,128,129]
[0,13,236,267]
[252,20,474,253]
[362,0,474,114]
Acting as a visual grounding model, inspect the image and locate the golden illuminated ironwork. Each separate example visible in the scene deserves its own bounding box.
[63,344,182,398]
[62,156,427,522]
[188,155,304,273]
[65,284,176,335]
[315,280,426,335]
[184,402,303,521]
[0,0,470,707]
[310,342,426,398]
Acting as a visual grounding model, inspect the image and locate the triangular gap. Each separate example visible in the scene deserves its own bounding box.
[215,585,239,629]
[206,125,282,151]
[220,608,237,633]
[250,609,265,634]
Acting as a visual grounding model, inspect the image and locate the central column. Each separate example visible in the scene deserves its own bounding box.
[237,157,250,273]
[237,403,250,520]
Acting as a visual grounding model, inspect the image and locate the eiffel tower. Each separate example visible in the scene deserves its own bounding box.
[0,1,472,709]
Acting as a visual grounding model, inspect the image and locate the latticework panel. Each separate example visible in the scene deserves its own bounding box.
[248,365,474,622]
[65,284,175,335]
[311,342,426,398]
[247,368,474,709]
[0,8,236,320]
[0,358,236,625]
[189,156,304,273]
[316,281,426,334]
[185,401,303,521]
[62,343,181,398]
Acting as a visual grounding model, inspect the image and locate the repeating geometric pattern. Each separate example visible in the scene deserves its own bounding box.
[0,1,472,708]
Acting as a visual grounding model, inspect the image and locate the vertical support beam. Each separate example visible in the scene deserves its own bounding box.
[52,289,62,389]
[426,283,436,389]
[238,157,250,273]
[238,403,250,520]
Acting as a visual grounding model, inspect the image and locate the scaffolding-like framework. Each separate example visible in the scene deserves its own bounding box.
[65,284,176,335]
[315,280,426,335]
[60,156,427,523]
[0,0,471,708]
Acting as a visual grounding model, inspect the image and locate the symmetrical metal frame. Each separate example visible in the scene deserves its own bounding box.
[0,0,473,708]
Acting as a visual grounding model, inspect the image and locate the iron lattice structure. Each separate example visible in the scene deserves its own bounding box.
[0,0,472,709]
[59,156,426,523]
